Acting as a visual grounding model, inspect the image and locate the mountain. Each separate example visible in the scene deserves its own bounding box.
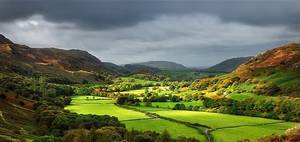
[0,34,120,83]
[206,56,253,72]
[132,61,190,71]
[0,34,13,44]
[123,64,161,74]
[103,62,130,74]
[235,43,300,79]
[192,43,300,97]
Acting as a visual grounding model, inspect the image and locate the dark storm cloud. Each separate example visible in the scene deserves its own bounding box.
[0,0,299,66]
[0,0,300,30]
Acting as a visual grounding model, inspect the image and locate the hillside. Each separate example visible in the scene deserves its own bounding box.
[206,56,253,72]
[123,64,161,74]
[132,61,190,71]
[192,43,300,97]
[103,62,130,74]
[235,43,300,79]
[0,34,120,83]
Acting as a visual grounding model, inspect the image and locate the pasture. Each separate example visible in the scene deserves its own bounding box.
[124,118,206,141]
[66,96,207,140]
[65,96,149,121]
[66,96,298,142]
[154,110,298,142]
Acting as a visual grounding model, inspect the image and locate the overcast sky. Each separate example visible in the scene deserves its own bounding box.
[0,0,299,67]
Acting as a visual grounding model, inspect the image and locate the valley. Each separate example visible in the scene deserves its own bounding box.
[0,35,299,142]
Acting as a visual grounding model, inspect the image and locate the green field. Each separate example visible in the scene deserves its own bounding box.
[65,96,149,121]
[155,110,284,128]
[153,110,297,142]
[212,122,296,142]
[149,101,203,108]
[65,96,207,140]
[66,96,297,142]
[120,89,145,95]
[115,77,158,84]
[124,118,206,141]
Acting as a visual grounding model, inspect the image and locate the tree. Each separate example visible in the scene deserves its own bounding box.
[173,104,186,110]
[116,96,128,105]
[156,130,171,142]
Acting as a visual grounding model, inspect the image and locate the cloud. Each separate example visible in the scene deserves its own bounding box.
[1,14,298,66]
[0,0,300,31]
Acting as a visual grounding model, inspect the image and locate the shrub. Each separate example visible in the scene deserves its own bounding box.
[33,136,62,142]
[173,104,186,110]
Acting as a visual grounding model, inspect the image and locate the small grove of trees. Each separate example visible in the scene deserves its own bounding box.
[0,73,75,100]
[172,104,200,111]
[116,96,140,106]
[201,96,300,122]
[143,93,182,102]
[61,128,199,142]
[34,105,124,136]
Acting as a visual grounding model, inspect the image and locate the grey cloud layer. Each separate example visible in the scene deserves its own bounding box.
[0,0,299,66]
[1,0,300,30]
[1,14,297,66]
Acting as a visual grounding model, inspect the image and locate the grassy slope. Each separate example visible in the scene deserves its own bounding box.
[256,71,300,88]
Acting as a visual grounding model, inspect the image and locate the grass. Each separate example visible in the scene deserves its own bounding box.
[120,87,173,95]
[257,71,300,88]
[65,96,149,121]
[227,93,256,101]
[212,122,297,142]
[149,101,203,108]
[116,77,158,84]
[127,105,170,112]
[153,110,297,142]
[124,118,206,141]
[120,89,145,95]
[66,96,207,140]
[66,96,298,142]
[155,110,283,128]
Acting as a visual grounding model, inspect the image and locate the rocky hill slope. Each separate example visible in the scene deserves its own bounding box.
[192,43,300,97]
[0,34,122,83]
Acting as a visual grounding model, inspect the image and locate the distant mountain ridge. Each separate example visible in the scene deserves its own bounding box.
[131,61,190,71]
[206,56,253,72]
